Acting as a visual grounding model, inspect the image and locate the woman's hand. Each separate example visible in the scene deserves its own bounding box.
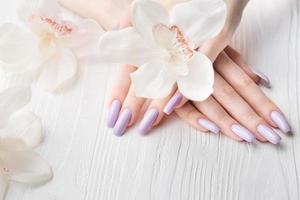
[107,45,291,144]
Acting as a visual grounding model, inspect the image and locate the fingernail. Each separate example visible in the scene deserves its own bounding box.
[250,68,271,88]
[139,108,159,135]
[112,24,120,31]
[107,100,122,128]
[257,124,281,145]
[163,94,183,115]
[270,111,292,134]
[198,119,220,134]
[113,108,132,137]
[231,124,256,143]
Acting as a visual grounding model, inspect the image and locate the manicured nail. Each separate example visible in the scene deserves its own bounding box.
[163,94,183,115]
[198,119,220,134]
[231,124,256,143]
[257,124,281,145]
[139,108,159,135]
[271,111,292,134]
[250,68,271,88]
[113,108,132,137]
[107,100,122,128]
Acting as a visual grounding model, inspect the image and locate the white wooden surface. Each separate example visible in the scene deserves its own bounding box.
[1,0,300,199]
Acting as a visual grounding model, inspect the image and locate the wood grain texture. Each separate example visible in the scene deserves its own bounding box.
[0,0,299,199]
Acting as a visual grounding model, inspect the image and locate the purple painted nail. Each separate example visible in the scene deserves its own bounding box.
[139,108,159,135]
[113,108,132,137]
[250,68,271,88]
[198,119,220,134]
[163,94,183,115]
[107,100,122,128]
[231,124,256,143]
[257,124,281,145]
[271,111,292,134]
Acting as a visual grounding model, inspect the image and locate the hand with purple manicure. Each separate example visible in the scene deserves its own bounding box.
[59,0,292,144]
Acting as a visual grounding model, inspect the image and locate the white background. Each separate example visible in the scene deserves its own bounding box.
[1,0,300,199]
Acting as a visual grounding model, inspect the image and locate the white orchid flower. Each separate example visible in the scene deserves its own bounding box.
[0,0,104,92]
[0,87,52,199]
[98,0,226,101]
[0,111,53,199]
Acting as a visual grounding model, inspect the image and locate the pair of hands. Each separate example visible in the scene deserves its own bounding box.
[106,0,291,144]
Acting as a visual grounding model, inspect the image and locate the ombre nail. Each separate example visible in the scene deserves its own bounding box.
[198,119,220,134]
[139,108,159,135]
[250,68,271,88]
[163,94,183,115]
[257,124,281,144]
[107,100,122,128]
[113,108,132,137]
[231,124,256,143]
[271,111,292,134]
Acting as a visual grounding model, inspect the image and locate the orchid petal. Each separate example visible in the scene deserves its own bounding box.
[0,111,42,149]
[98,27,164,66]
[131,60,176,99]
[0,175,8,200]
[170,0,227,47]
[177,52,214,101]
[132,0,170,43]
[152,23,176,50]
[0,23,41,73]
[0,138,26,152]
[1,151,53,184]
[18,0,61,25]
[66,19,104,58]
[0,87,31,128]
[37,48,77,92]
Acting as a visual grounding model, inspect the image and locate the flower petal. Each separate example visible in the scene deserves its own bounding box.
[0,175,8,200]
[98,27,164,66]
[130,60,176,99]
[65,19,104,58]
[37,48,77,92]
[18,0,61,25]
[132,0,170,43]
[170,0,227,47]
[0,23,41,73]
[0,111,42,149]
[1,151,53,184]
[177,52,214,101]
[0,87,31,128]
[152,23,176,50]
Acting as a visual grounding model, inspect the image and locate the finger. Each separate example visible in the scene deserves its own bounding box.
[213,73,281,144]
[113,84,146,136]
[107,65,136,128]
[215,52,292,134]
[224,46,271,88]
[138,87,177,135]
[193,96,255,143]
[175,102,220,134]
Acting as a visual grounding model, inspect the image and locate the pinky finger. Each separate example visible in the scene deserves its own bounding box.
[175,102,220,134]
